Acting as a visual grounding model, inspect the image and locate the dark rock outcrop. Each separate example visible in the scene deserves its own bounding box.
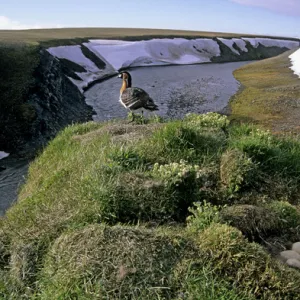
[212,38,292,63]
[0,49,94,157]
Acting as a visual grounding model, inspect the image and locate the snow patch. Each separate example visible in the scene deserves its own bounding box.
[289,48,300,78]
[47,45,115,92]
[87,38,221,70]
[232,39,248,52]
[218,38,243,55]
[0,151,9,160]
[46,37,299,91]
[242,38,299,49]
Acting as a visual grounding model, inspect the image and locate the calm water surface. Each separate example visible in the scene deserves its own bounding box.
[85,61,251,121]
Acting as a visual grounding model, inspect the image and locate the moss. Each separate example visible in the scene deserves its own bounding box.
[219,205,279,240]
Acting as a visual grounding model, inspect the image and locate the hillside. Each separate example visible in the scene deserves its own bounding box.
[1,27,299,44]
[230,49,300,133]
[1,114,300,298]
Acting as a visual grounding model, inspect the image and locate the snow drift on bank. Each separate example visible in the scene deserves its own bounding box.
[289,48,300,78]
[85,38,221,70]
[0,151,9,160]
[87,38,298,70]
[47,37,299,91]
[47,45,116,91]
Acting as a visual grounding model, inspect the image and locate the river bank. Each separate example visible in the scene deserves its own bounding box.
[0,61,251,214]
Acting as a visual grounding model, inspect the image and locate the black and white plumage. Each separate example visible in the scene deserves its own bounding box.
[117,71,159,115]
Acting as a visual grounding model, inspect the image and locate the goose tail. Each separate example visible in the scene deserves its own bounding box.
[145,98,159,111]
[146,103,159,111]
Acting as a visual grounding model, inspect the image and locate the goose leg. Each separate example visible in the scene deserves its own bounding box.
[141,109,145,124]
[128,111,135,123]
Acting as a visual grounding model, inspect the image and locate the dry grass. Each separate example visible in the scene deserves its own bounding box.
[72,123,163,144]
[219,205,279,240]
[0,27,298,44]
[230,49,300,134]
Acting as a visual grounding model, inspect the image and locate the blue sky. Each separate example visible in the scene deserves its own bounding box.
[1,0,300,38]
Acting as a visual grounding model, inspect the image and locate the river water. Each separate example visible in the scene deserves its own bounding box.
[0,60,251,215]
[85,61,250,121]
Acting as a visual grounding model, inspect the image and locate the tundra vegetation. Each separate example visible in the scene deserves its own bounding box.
[1,28,300,299]
[230,49,300,134]
[1,113,300,299]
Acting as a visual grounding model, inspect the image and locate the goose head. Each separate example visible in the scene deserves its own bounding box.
[118,71,130,79]
[118,71,132,88]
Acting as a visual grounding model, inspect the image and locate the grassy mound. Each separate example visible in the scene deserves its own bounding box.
[39,225,192,299]
[219,205,279,240]
[199,224,300,299]
[1,113,300,298]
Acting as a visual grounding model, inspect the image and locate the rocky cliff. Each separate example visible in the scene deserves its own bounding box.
[0,48,93,157]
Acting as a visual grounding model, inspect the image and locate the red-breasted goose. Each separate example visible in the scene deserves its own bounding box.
[117,71,158,119]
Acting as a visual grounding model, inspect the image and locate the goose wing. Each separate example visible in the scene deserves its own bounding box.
[121,88,158,111]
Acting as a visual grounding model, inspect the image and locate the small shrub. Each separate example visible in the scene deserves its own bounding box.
[220,149,257,193]
[268,201,300,230]
[152,161,219,215]
[152,159,201,186]
[187,201,222,232]
[185,112,229,130]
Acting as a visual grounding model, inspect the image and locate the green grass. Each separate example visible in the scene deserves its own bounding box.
[0,113,300,298]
